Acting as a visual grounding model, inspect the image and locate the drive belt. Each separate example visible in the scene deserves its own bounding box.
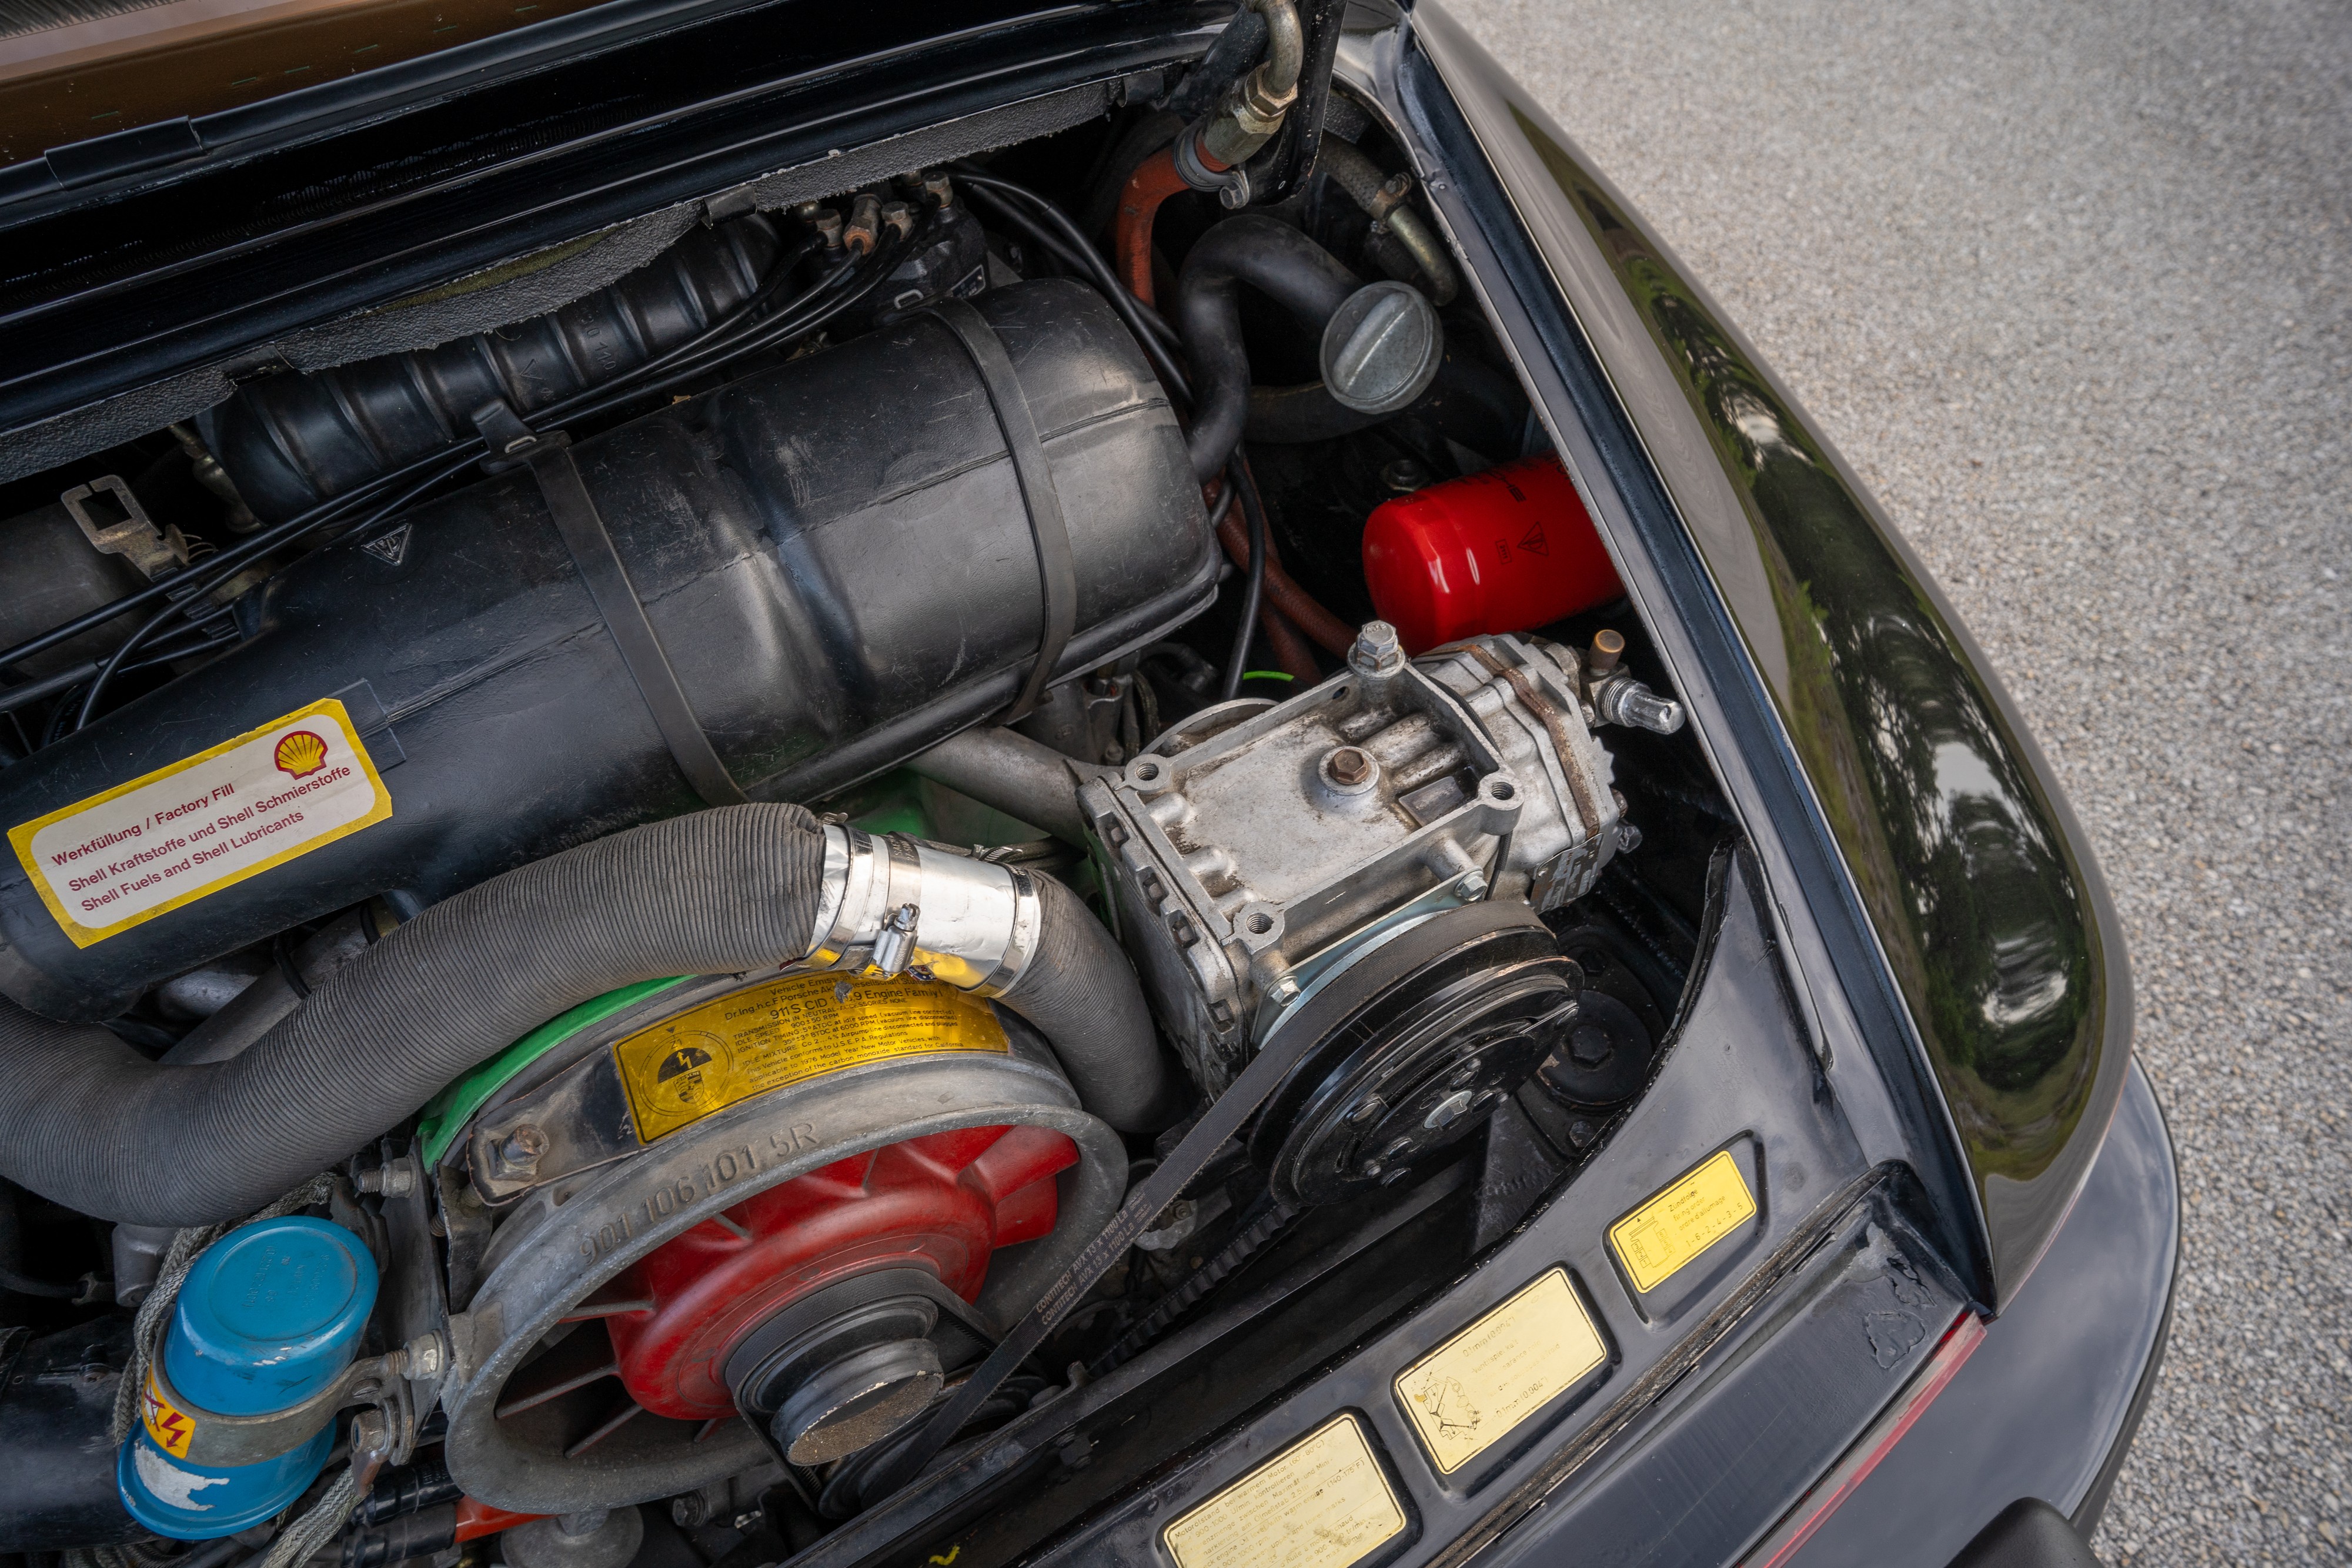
[921,299,1077,724]
[860,997,1331,1499]
[520,433,749,808]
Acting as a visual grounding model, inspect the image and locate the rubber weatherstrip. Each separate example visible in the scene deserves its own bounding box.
[528,446,750,807]
[922,298,1077,724]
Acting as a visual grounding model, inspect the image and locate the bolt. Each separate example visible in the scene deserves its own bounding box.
[399,1330,445,1381]
[357,1157,417,1198]
[1344,1094,1387,1128]
[1349,620,1406,677]
[1379,458,1433,494]
[1458,868,1488,900]
[492,1125,547,1178]
[670,1495,710,1529]
[1328,746,1372,785]
[1589,628,1625,675]
[1267,975,1301,1006]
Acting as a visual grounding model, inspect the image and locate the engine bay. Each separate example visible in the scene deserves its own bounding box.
[0,21,1747,1567]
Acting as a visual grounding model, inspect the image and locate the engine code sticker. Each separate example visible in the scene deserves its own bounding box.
[1161,1413,1407,1568]
[1393,1267,1606,1475]
[613,972,1011,1142]
[1607,1148,1758,1294]
[7,697,392,948]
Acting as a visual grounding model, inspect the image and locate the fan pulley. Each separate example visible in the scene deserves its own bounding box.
[598,1125,1077,1463]
[1250,902,1583,1207]
[436,972,1127,1515]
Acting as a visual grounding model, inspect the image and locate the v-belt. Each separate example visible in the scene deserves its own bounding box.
[858,994,1337,1499]
[479,400,750,808]
[920,298,1076,725]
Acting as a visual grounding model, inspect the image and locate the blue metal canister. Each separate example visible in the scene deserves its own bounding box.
[119,1217,379,1539]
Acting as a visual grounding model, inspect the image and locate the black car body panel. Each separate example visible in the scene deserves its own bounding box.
[1395,1,2135,1309]
[1786,1061,2177,1566]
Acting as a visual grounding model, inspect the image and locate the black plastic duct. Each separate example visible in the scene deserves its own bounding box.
[0,280,1212,1020]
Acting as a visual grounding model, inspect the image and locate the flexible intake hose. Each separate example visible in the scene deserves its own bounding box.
[1174,215,1362,482]
[0,805,1168,1226]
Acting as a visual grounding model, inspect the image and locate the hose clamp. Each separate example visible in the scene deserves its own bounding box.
[1173,124,1252,210]
[801,828,1034,996]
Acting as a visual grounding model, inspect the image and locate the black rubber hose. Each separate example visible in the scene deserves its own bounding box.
[0,804,1162,1225]
[1220,453,1269,701]
[1173,215,1361,482]
[997,872,1181,1133]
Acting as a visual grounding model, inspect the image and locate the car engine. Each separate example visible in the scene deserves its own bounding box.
[0,16,1732,1564]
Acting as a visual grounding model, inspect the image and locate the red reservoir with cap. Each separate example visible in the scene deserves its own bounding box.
[1362,453,1622,653]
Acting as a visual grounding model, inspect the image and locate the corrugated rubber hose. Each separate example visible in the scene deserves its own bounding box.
[0,804,1165,1226]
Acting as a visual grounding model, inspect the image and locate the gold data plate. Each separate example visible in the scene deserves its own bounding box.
[1608,1147,1758,1295]
[1392,1267,1607,1475]
[1161,1413,1408,1568]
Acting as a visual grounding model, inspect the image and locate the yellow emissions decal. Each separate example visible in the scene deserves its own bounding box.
[1608,1147,1758,1294]
[1394,1267,1606,1475]
[8,697,392,948]
[1161,1413,1406,1568]
[612,972,1011,1142]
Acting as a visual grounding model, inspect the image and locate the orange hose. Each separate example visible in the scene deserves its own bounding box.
[1114,147,1193,308]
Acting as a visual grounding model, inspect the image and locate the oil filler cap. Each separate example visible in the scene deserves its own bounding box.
[1322,281,1444,416]
[118,1217,377,1540]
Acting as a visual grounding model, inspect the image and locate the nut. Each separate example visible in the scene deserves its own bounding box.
[1348,620,1406,677]
[492,1124,547,1178]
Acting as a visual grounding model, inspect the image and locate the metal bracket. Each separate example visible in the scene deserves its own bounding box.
[61,475,191,580]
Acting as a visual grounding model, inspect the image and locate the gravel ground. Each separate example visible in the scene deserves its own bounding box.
[1446,0,2352,1560]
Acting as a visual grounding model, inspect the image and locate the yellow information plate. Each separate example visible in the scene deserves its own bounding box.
[613,972,1011,1142]
[1608,1148,1758,1294]
[1162,1413,1406,1568]
[1393,1268,1606,1475]
[8,697,392,947]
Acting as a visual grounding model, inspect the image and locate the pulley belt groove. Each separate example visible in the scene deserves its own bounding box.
[526,446,750,808]
[861,998,1333,1496]
[920,299,1077,725]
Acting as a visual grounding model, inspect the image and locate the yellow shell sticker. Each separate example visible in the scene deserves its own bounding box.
[1162,1413,1406,1568]
[1608,1148,1758,1294]
[6,697,392,948]
[1393,1267,1606,1475]
[613,972,1011,1142]
[142,1369,195,1458]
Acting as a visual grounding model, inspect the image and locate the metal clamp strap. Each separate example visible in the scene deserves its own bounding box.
[525,441,750,808]
[145,1351,391,1468]
[921,299,1077,725]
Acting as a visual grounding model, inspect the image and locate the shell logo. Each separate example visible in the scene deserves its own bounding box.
[272,730,330,778]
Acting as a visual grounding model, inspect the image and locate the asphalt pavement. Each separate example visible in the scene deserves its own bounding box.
[1448,0,2352,1559]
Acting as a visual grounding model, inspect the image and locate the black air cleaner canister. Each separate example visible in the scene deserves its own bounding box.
[0,280,1211,1019]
